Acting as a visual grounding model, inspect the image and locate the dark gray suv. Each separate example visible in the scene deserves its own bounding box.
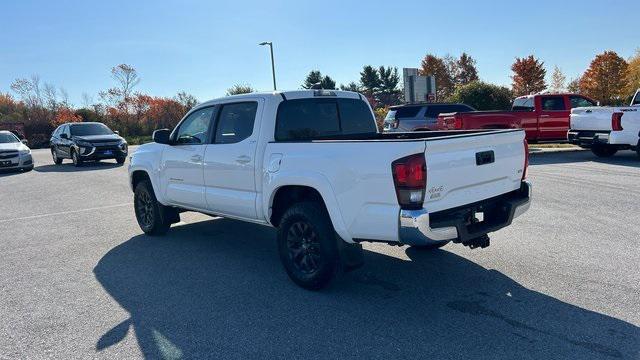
[383,103,475,132]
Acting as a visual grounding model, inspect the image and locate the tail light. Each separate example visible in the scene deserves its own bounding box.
[612,112,623,131]
[454,116,464,129]
[522,139,529,181]
[392,153,426,210]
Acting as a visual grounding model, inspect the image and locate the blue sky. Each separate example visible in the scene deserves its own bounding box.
[1,0,638,105]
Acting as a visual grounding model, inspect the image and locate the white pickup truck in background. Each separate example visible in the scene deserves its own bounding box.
[128,90,531,289]
[569,89,640,158]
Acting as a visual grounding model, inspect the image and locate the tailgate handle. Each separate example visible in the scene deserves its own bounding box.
[476,151,495,166]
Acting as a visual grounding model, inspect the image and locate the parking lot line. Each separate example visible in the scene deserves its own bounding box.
[0,203,131,223]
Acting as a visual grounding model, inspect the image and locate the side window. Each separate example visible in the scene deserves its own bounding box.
[276,99,340,141]
[174,107,215,144]
[541,97,566,111]
[570,96,596,108]
[214,102,258,144]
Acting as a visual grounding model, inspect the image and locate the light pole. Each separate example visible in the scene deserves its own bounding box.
[259,41,276,91]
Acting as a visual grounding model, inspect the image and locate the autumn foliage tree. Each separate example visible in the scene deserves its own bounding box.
[579,51,628,105]
[549,65,566,93]
[624,49,640,98]
[511,55,547,96]
[453,53,480,86]
[420,54,454,100]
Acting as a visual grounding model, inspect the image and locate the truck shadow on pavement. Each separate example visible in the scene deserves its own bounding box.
[94,218,638,359]
[530,150,640,168]
[34,161,124,173]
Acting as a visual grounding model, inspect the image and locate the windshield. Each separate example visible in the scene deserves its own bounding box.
[70,123,113,136]
[0,133,19,144]
[632,91,640,106]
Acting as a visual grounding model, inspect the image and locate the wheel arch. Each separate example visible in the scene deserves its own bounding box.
[265,178,352,243]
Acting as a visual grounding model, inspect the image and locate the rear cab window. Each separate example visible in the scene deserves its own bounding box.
[275,98,377,141]
[569,96,596,108]
[512,97,535,111]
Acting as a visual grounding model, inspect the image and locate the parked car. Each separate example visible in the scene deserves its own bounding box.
[436,93,597,142]
[0,130,33,172]
[383,103,475,131]
[568,89,640,158]
[50,122,128,167]
[128,90,531,290]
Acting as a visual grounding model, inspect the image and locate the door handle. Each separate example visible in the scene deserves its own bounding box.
[236,155,251,164]
[191,155,202,162]
[540,115,550,118]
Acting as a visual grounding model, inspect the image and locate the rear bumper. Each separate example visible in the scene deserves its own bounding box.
[568,130,611,147]
[399,181,531,246]
[568,130,634,149]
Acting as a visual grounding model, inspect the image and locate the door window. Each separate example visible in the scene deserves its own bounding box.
[541,97,566,111]
[174,107,215,144]
[570,96,596,108]
[214,102,258,144]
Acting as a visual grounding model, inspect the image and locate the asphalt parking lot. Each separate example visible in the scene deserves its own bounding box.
[0,148,638,359]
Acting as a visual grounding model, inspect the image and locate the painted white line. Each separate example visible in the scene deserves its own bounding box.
[0,203,132,223]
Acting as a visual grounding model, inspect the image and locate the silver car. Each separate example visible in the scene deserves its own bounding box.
[0,131,33,172]
[383,103,475,132]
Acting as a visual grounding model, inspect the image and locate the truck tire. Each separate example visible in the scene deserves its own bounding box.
[134,180,171,236]
[277,202,339,290]
[591,145,617,158]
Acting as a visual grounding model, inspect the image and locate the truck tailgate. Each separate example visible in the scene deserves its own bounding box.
[570,107,616,130]
[423,130,526,213]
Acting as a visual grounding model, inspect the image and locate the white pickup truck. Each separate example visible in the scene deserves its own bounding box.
[568,89,640,158]
[128,90,531,289]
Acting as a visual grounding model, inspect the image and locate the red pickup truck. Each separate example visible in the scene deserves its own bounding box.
[436,93,597,142]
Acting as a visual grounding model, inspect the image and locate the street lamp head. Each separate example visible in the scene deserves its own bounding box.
[258,41,272,46]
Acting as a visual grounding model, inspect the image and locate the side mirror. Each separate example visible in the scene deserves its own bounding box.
[113,130,120,135]
[152,129,171,144]
[60,133,69,140]
[596,101,601,106]
[21,139,28,145]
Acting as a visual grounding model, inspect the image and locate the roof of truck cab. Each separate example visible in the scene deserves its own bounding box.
[197,90,363,107]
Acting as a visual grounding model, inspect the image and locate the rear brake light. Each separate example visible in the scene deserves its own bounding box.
[392,153,426,210]
[454,116,464,129]
[522,139,529,181]
[612,112,623,131]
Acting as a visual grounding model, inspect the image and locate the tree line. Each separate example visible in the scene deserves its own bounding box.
[2,50,639,147]
[231,49,640,112]
[1,64,197,146]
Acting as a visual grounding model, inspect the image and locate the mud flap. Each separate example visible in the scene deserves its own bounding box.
[337,236,364,272]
